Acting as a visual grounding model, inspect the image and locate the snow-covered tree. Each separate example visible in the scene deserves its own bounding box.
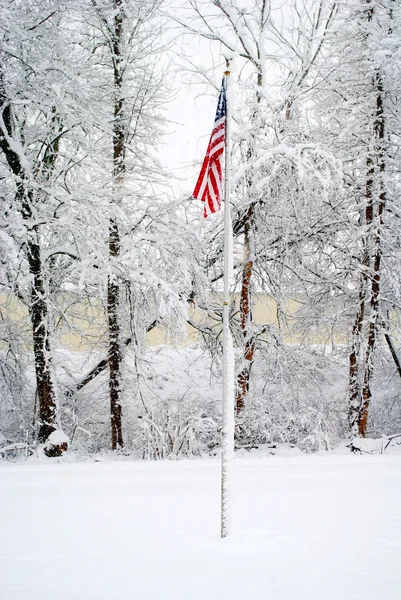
[0,0,88,455]
[75,0,196,449]
[177,0,341,414]
[315,0,401,437]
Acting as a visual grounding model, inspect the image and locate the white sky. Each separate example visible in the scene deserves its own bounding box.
[157,73,218,198]
[156,0,301,199]
[156,23,226,199]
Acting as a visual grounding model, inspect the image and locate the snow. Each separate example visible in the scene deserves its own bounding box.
[350,436,390,454]
[221,328,235,536]
[40,430,70,456]
[0,117,31,173]
[45,429,69,446]
[1,454,401,600]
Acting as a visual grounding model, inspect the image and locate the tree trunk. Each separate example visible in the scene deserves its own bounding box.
[26,227,58,444]
[236,205,255,413]
[348,158,373,435]
[23,192,61,452]
[359,74,386,437]
[384,329,401,379]
[235,64,263,414]
[108,219,123,449]
[348,66,386,438]
[107,0,125,449]
[0,81,64,455]
[70,320,159,396]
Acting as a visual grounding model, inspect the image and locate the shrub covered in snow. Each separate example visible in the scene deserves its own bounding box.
[1,344,400,459]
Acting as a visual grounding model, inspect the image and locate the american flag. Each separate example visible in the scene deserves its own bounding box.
[193,79,227,218]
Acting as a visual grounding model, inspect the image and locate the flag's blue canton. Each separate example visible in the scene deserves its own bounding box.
[215,79,227,122]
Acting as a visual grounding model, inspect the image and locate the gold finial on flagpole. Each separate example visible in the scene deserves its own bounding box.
[224,57,231,76]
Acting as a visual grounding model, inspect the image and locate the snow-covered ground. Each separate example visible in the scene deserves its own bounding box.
[1,453,401,600]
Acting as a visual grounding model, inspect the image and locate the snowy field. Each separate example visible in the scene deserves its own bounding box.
[1,453,401,600]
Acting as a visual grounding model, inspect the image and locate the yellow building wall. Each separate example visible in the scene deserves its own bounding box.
[0,292,346,352]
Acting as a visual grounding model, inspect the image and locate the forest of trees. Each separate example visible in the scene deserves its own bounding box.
[1,0,400,458]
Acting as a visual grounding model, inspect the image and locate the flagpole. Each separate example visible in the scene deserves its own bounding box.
[221,59,235,539]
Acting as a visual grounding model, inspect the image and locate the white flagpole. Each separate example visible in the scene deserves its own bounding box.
[221,60,235,539]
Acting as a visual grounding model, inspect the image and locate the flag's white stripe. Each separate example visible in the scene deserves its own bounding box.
[205,198,213,216]
[211,127,225,145]
[205,194,213,216]
[208,173,220,213]
[208,185,218,214]
[211,161,222,197]
[197,164,209,199]
[208,178,217,205]
[197,152,223,202]
[215,157,223,204]
[198,176,208,200]
[210,161,221,196]
[210,141,224,155]
[210,137,224,152]
[208,185,219,214]
[211,123,225,138]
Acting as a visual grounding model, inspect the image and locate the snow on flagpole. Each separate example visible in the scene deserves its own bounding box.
[191,59,235,538]
[221,59,235,539]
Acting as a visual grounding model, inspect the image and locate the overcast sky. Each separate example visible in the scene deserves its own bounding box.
[156,23,225,201]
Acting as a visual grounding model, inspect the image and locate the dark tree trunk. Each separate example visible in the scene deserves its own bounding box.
[359,74,386,437]
[70,320,159,396]
[27,228,65,456]
[107,0,125,449]
[27,227,58,443]
[384,330,401,379]
[348,158,373,435]
[236,205,255,413]
[0,91,63,453]
[348,66,386,438]
[108,220,124,449]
